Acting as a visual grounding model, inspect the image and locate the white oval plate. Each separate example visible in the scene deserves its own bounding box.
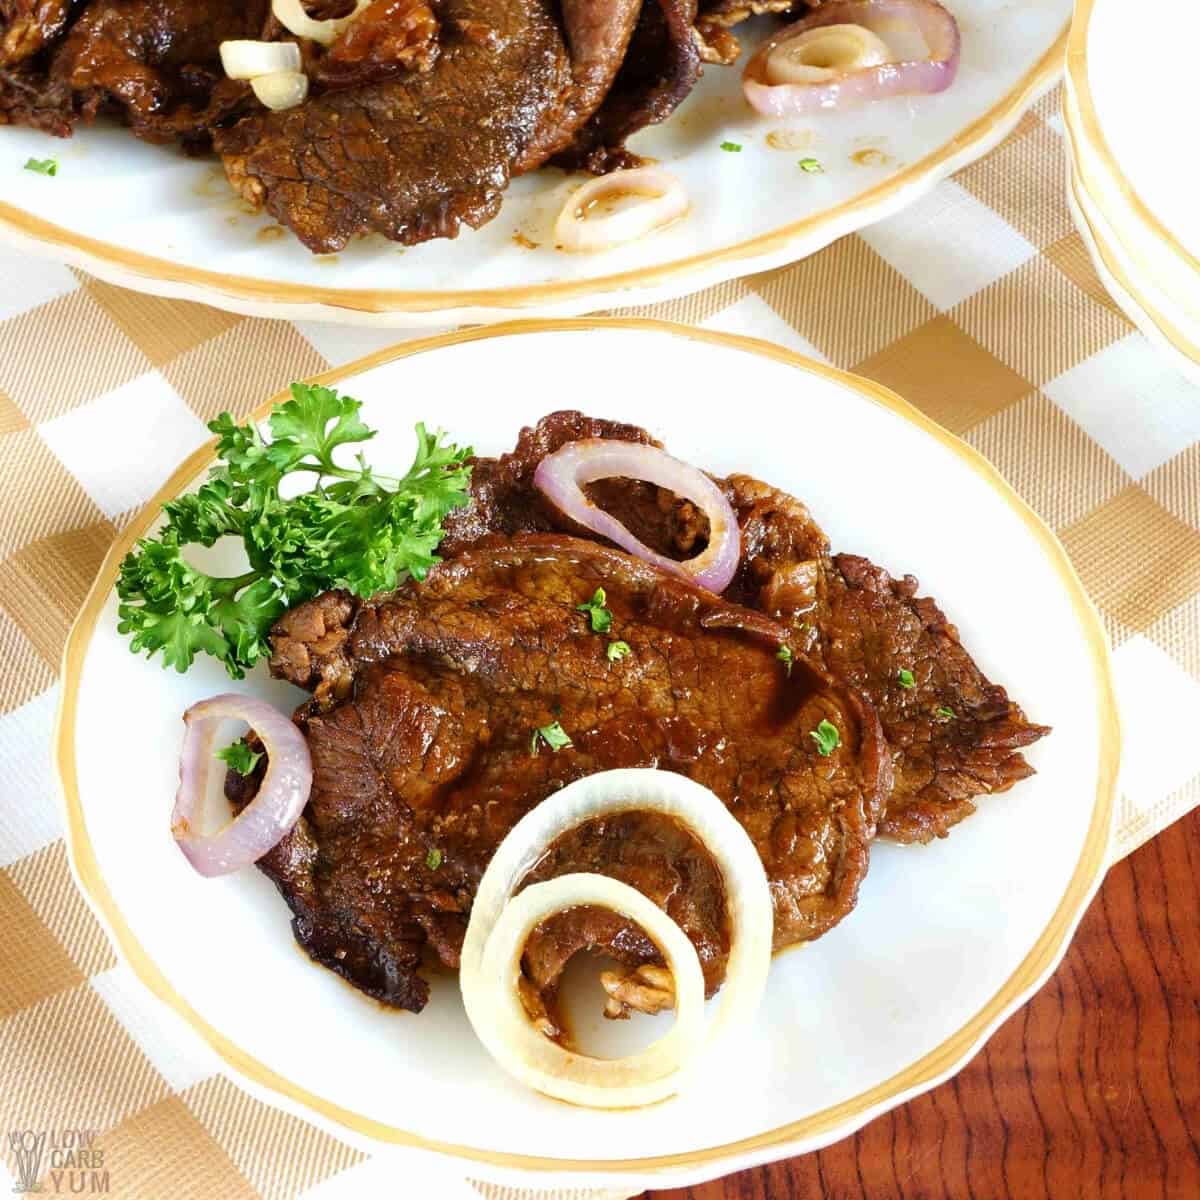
[4,3,1068,326]
[56,321,1117,1191]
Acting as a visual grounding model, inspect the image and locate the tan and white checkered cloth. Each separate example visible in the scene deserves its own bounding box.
[1,90,1198,1199]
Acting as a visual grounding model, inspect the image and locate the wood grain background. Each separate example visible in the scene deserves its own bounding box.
[644,808,1200,1200]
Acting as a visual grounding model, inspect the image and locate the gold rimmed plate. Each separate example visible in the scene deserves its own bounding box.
[2,4,1069,326]
[55,320,1118,1191]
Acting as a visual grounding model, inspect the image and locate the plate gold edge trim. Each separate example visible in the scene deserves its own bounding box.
[1065,0,1200,285]
[5,28,1066,317]
[1064,139,1200,366]
[54,317,1119,1176]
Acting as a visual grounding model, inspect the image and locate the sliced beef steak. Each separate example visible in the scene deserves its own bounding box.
[250,534,889,1011]
[50,0,268,143]
[215,0,649,253]
[722,475,1051,842]
[1,0,77,67]
[3,0,269,143]
[1,0,81,134]
[552,0,701,173]
[277,410,1044,845]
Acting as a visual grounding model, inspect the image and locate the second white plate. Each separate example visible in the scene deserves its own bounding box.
[1,3,1069,324]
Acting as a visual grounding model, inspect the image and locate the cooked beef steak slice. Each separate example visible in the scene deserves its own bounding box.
[308,409,1043,843]
[515,0,642,168]
[252,534,889,1010]
[43,0,267,144]
[0,0,82,134]
[823,553,1050,842]
[216,0,648,254]
[551,0,700,173]
[0,58,74,133]
[1,0,76,67]
[719,473,1050,841]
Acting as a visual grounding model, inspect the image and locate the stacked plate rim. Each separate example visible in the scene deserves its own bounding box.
[1062,0,1200,386]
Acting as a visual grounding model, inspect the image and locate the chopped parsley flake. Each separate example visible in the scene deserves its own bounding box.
[425,847,443,870]
[898,668,915,689]
[809,719,840,757]
[798,157,824,174]
[720,140,743,153]
[937,706,957,720]
[576,587,612,634]
[216,739,261,776]
[607,640,631,662]
[531,721,573,754]
[777,645,794,676]
[24,157,58,176]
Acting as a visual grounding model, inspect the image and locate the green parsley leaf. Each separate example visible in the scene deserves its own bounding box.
[937,706,957,720]
[216,739,262,776]
[720,141,743,153]
[777,645,794,676]
[531,721,573,754]
[117,384,472,678]
[606,640,631,662]
[576,587,613,634]
[809,719,840,757]
[425,847,443,870]
[798,157,824,174]
[898,668,915,689]
[24,157,57,176]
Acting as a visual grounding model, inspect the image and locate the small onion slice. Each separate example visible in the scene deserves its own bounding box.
[533,439,741,593]
[272,0,371,46]
[172,694,312,878]
[764,23,891,86]
[251,70,310,111]
[219,39,302,80]
[475,874,708,1108]
[460,768,773,1108]
[555,167,688,253]
[743,0,962,117]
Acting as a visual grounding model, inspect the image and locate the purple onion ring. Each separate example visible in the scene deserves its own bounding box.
[172,694,312,878]
[533,439,741,594]
[743,0,962,118]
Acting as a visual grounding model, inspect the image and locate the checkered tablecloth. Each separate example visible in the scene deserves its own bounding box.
[1,88,1198,1200]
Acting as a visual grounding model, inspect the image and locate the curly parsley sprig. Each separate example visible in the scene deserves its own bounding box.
[117,383,473,679]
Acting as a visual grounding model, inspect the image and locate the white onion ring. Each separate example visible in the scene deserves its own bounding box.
[172,694,312,878]
[533,439,741,593]
[460,768,773,1108]
[474,874,708,1107]
[272,0,371,46]
[219,40,302,80]
[251,70,310,111]
[554,167,688,253]
[743,0,962,117]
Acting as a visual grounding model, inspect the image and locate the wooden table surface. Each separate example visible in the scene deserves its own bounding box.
[644,809,1200,1200]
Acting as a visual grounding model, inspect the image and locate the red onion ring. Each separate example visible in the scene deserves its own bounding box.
[743,0,962,118]
[171,694,312,878]
[533,439,741,594]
